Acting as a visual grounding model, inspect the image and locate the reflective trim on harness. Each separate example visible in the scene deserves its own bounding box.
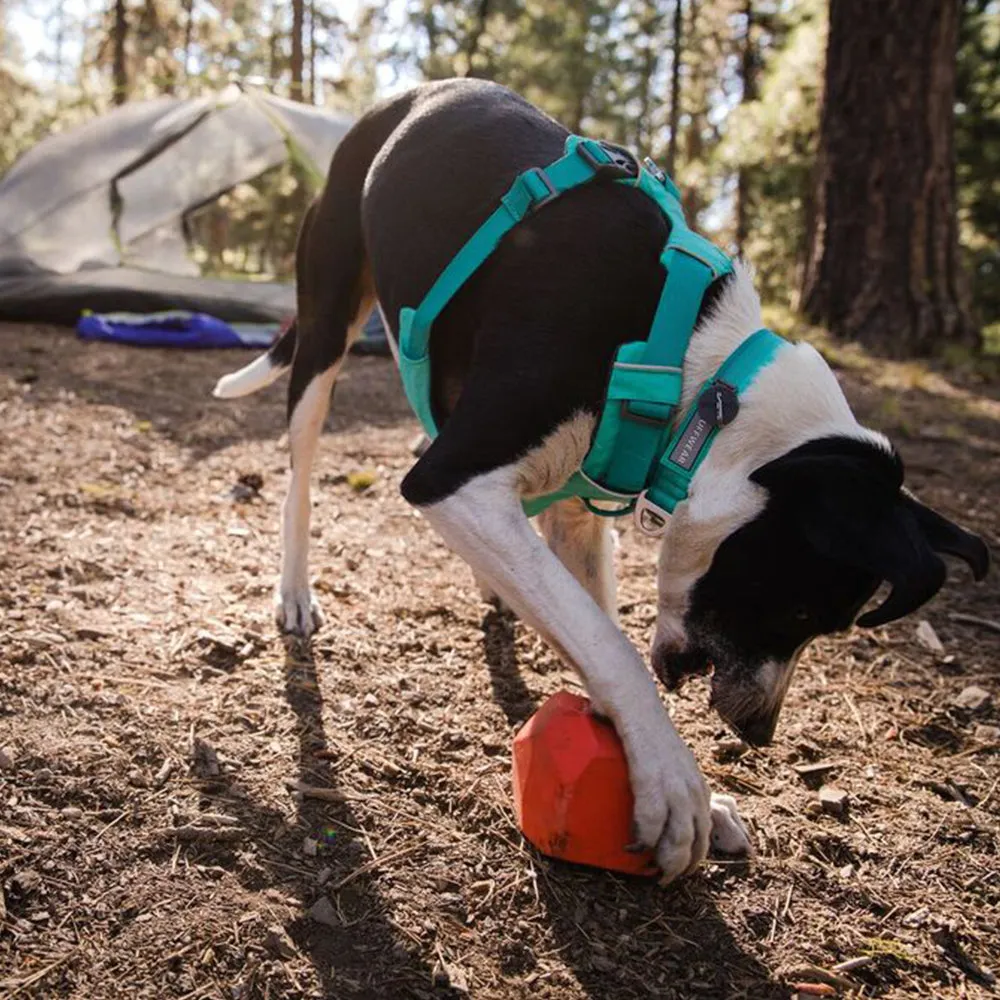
[396,132,785,523]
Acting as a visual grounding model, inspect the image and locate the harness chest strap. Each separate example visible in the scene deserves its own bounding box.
[396,133,785,531]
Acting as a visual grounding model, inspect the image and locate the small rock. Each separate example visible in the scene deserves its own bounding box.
[954,685,992,713]
[230,472,264,503]
[793,761,841,788]
[916,620,945,655]
[362,692,378,708]
[11,869,42,893]
[818,787,849,819]
[301,837,319,857]
[317,866,333,885]
[0,746,13,771]
[803,800,824,819]
[307,895,338,928]
[974,724,1000,741]
[60,806,82,819]
[713,738,748,762]
[262,924,296,960]
[902,907,929,927]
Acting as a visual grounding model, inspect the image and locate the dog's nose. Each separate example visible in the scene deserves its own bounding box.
[651,642,709,691]
[729,710,779,748]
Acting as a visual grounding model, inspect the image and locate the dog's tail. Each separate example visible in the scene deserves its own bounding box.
[212,319,298,399]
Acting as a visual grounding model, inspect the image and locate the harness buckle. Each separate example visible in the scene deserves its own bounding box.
[619,399,673,427]
[577,140,640,180]
[634,491,671,537]
[522,167,559,211]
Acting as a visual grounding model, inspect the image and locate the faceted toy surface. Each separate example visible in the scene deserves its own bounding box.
[512,691,658,876]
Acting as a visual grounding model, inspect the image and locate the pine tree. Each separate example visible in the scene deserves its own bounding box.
[802,0,977,356]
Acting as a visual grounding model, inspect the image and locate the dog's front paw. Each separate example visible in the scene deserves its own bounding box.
[275,587,324,637]
[622,716,711,885]
[709,793,753,856]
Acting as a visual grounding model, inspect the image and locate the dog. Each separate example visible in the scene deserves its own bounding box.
[214,79,990,883]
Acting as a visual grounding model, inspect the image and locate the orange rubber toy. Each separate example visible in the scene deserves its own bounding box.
[512,691,658,876]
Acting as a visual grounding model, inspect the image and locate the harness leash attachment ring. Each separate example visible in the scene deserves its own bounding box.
[634,492,671,537]
[575,139,640,180]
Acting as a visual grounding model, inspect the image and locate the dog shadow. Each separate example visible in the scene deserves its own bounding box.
[180,638,462,999]
[480,606,537,726]
[273,637,465,998]
[535,859,785,999]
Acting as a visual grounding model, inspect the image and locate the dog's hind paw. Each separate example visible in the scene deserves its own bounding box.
[709,793,753,857]
[275,588,324,637]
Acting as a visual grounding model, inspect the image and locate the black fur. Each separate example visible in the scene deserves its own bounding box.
[292,78,729,503]
[654,435,990,744]
[291,78,990,744]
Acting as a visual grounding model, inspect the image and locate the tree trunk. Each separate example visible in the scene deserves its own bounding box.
[735,0,756,253]
[290,0,304,101]
[665,0,684,177]
[308,0,316,103]
[462,0,492,78]
[112,0,128,105]
[268,2,280,87]
[802,0,977,357]
[183,0,194,81]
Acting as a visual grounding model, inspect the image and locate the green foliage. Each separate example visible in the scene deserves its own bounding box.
[956,0,1000,331]
[718,0,825,302]
[2,0,998,356]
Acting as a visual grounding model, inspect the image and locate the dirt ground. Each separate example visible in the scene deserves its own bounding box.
[1,322,998,1000]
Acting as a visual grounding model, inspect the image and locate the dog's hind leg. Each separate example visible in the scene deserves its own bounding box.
[277,286,373,636]
[274,112,391,635]
[537,498,617,622]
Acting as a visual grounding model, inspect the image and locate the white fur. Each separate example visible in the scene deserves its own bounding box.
[710,793,753,855]
[652,261,890,664]
[213,353,286,399]
[421,464,736,882]
[275,299,374,636]
[276,365,339,634]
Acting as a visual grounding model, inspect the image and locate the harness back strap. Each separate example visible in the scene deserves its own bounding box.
[397,133,786,529]
[398,136,634,437]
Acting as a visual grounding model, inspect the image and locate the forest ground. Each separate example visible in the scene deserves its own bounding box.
[1,322,998,999]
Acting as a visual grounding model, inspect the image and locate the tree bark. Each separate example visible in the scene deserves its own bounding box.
[665,0,684,177]
[735,0,756,253]
[802,0,977,357]
[461,0,492,78]
[183,0,194,82]
[290,0,304,101]
[112,0,128,105]
[308,0,316,103]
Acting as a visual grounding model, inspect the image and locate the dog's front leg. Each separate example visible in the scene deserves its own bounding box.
[419,464,716,883]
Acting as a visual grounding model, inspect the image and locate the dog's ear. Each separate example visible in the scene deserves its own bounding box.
[900,491,990,582]
[751,436,988,628]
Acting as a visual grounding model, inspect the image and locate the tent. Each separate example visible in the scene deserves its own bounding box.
[0,86,352,326]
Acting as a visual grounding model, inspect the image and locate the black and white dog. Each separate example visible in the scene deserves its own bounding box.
[215,80,989,882]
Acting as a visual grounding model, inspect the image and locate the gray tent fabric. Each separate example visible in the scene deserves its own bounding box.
[0,86,354,325]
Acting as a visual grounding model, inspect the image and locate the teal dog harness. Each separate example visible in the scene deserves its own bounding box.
[397,134,784,535]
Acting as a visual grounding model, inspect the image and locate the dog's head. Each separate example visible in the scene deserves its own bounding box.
[651,340,989,746]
